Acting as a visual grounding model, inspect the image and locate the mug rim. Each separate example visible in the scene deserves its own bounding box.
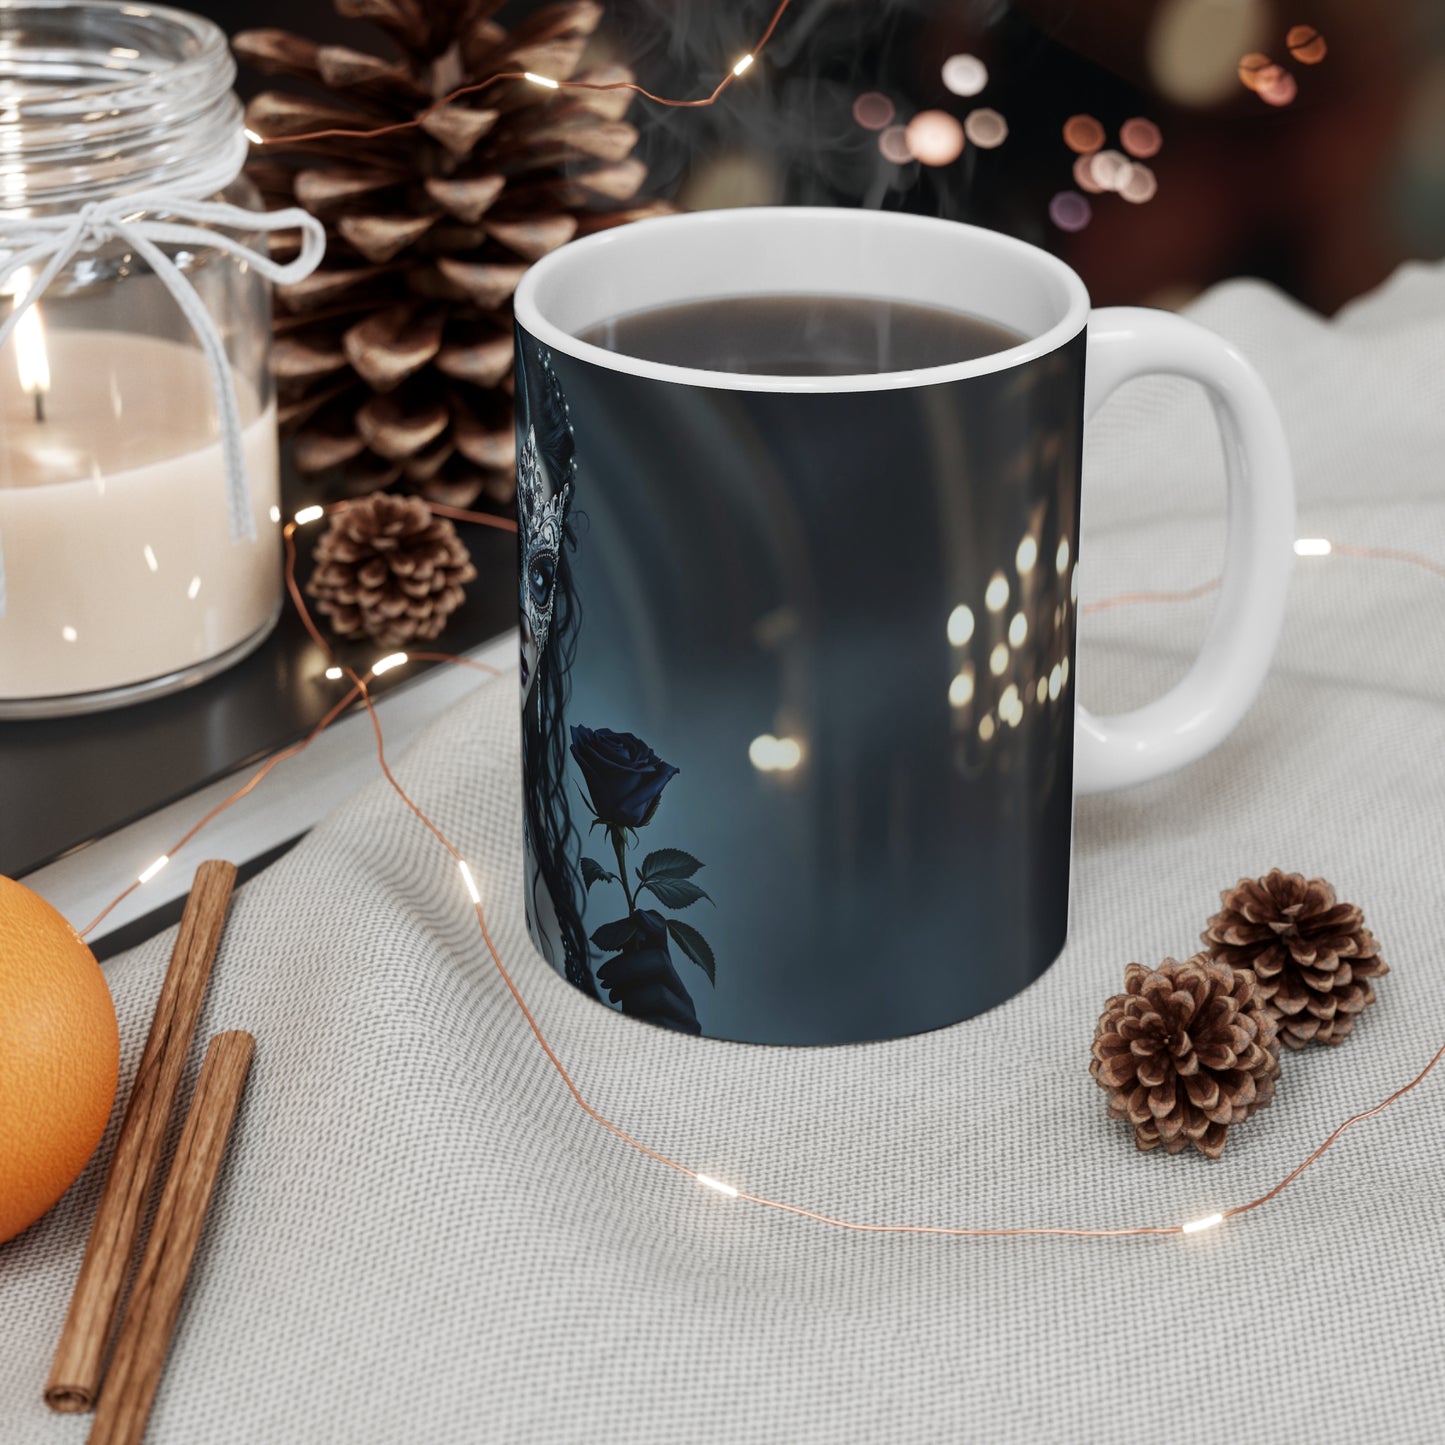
[514,207,1091,395]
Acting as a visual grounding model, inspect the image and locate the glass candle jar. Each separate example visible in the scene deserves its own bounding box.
[0,1,287,716]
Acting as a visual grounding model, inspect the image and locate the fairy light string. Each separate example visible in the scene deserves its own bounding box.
[246,0,795,148]
[73,493,1445,1244]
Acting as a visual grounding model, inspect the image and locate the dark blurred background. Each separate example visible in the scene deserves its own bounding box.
[208,0,1445,315]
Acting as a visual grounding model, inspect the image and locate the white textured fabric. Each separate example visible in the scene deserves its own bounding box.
[3,266,1444,1444]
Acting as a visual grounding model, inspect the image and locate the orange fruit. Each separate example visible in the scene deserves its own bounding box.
[0,876,119,1245]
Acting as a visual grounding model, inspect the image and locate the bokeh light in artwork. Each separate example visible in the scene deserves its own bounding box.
[1056,538,1070,573]
[963,107,1008,149]
[878,125,913,163]
[949,667,975,709]
[1073,154,1104,194]
[1119,118,1163,159]
[1088,149,1132,192]
[978,714,996,741]
[947,604,975,647]
[1049,191,1092,232]
[1120,163,1159,204]
[906,109,966,166]
[1048,664,1063,701]
[1036,677,1048,704]
[1015,536,1038,574]
[1257,66,1298,106]
[1008,612,1028,647]
[1286,24,1327,64]
[1063,114,1106,154]
[989,643,1009,676]
[985,572,1010,612]
[942,53,988,97]
[853,92,895,130]
[1237,52,1273,91]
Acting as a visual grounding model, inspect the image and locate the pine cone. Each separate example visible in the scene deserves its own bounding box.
[1091,956,1281,1159]
[235,1,669,510]
[1202,869,1388,1049]
[307,492,476,646]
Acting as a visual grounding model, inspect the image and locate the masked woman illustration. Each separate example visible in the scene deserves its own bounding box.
[515,334,702,1033]
[517,337,595,996]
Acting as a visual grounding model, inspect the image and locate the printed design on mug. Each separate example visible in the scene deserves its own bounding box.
[572,726,717,1036]
[516,329,717,1033]
[517,336,595,997]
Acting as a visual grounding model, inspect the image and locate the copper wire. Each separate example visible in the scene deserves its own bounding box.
[79,514,1445,1241]
[256,0,795,147]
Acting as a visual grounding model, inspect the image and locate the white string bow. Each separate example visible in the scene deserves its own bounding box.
[0,187,326,617]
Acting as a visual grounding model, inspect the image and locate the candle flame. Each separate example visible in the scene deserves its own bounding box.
[6,267,51,409]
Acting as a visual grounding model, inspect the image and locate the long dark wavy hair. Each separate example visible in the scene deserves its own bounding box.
[517,337,595,996]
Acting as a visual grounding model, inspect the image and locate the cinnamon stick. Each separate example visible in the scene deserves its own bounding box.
[87,1032,255,1445]
[46,860,238,1413]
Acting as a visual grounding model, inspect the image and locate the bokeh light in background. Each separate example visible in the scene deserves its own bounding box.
[964,107,1009,148]
[852,91,895,131]
[1073,154,1104,193]
[1119,164,1159,203]
[1287,24,1328,64]
[906,109,966,166]
[878,125,913,163]
[1063,114,1106,154]
[1119,118,1162,158]
[941,53,989,96]
[346,0,1445,315]
[1237,52,1273,90]
[1257,66,1299,107]
[1049,191,1092,232]
[1147,0,1269,106]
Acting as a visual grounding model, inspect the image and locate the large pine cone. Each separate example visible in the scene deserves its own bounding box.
[307,493,476,646]
[1091,956,1281,1159]
[235,0,668,510]
[1202,869,1388,1049]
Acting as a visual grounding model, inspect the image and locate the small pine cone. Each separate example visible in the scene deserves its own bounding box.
[307,492,476,647]
[1091,956,1281,1159]
[1202,870,1388,1049]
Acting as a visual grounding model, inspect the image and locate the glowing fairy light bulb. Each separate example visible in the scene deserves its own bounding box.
[1294,538,1332,556]
[243,127,264,145]
[372,652,409,676]
[458,859,482,904]
[137,854,170,885]
[696,1173,739,1198]
[732,53,754,76]
[1181,1212,1224,1235]
[524,71,560,89]
[294,504,325,525]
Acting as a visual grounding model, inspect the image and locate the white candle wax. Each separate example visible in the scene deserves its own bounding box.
[0,329,281,702]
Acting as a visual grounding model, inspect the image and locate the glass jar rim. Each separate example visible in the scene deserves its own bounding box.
[0,1,243,211]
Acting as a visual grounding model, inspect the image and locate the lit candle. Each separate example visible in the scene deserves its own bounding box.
[0,329,280,705]
[7,269,49,422]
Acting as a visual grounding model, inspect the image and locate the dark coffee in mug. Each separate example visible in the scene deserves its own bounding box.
[577,294,1024,376]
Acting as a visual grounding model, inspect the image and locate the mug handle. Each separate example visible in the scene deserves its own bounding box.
[1074,307,1295,795]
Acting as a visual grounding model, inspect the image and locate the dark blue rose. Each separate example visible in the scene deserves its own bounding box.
[570,725,678,829]
[596,909,700,1035]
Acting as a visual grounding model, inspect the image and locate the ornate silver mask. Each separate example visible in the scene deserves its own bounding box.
[518,425,571,658]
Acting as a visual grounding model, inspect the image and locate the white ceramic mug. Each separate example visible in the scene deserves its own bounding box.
[513,209,1295,1042]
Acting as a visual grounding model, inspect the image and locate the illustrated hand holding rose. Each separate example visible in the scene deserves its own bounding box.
[571,726,716,1035]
